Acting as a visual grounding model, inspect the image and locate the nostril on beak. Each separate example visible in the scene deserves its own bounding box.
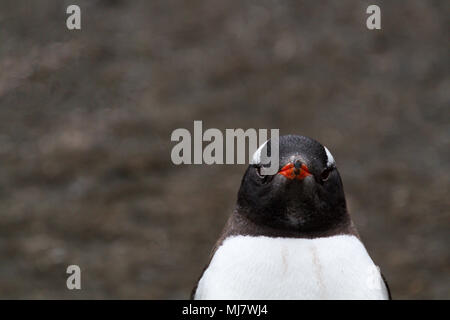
[294,160,302,169]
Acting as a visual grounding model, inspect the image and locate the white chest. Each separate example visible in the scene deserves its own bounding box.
[195,235,388,300]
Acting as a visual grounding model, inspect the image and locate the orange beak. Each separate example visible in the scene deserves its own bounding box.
[278,162,311,180]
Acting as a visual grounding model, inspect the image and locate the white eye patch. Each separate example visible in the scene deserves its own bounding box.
[250,140,268,165]
[324,146,335,167]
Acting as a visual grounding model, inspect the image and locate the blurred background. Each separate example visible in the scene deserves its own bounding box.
[0,0,448,299]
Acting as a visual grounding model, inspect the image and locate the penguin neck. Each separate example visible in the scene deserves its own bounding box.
[222,208,358,240]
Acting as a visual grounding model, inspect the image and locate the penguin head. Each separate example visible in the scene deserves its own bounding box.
[237,135,348,233]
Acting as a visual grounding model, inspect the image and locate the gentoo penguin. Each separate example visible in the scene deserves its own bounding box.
[192,135,391,300]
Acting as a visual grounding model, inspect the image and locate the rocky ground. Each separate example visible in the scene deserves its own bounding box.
[0,0,448,298]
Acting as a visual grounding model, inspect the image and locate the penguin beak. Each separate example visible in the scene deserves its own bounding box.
[278,160,312,180]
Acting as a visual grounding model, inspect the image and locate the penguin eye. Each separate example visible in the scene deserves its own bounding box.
[321,167,332,181]
[255,165,274,184]
[255,166,265,178]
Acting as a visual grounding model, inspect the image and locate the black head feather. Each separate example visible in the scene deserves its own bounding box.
[237,135,348,234]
